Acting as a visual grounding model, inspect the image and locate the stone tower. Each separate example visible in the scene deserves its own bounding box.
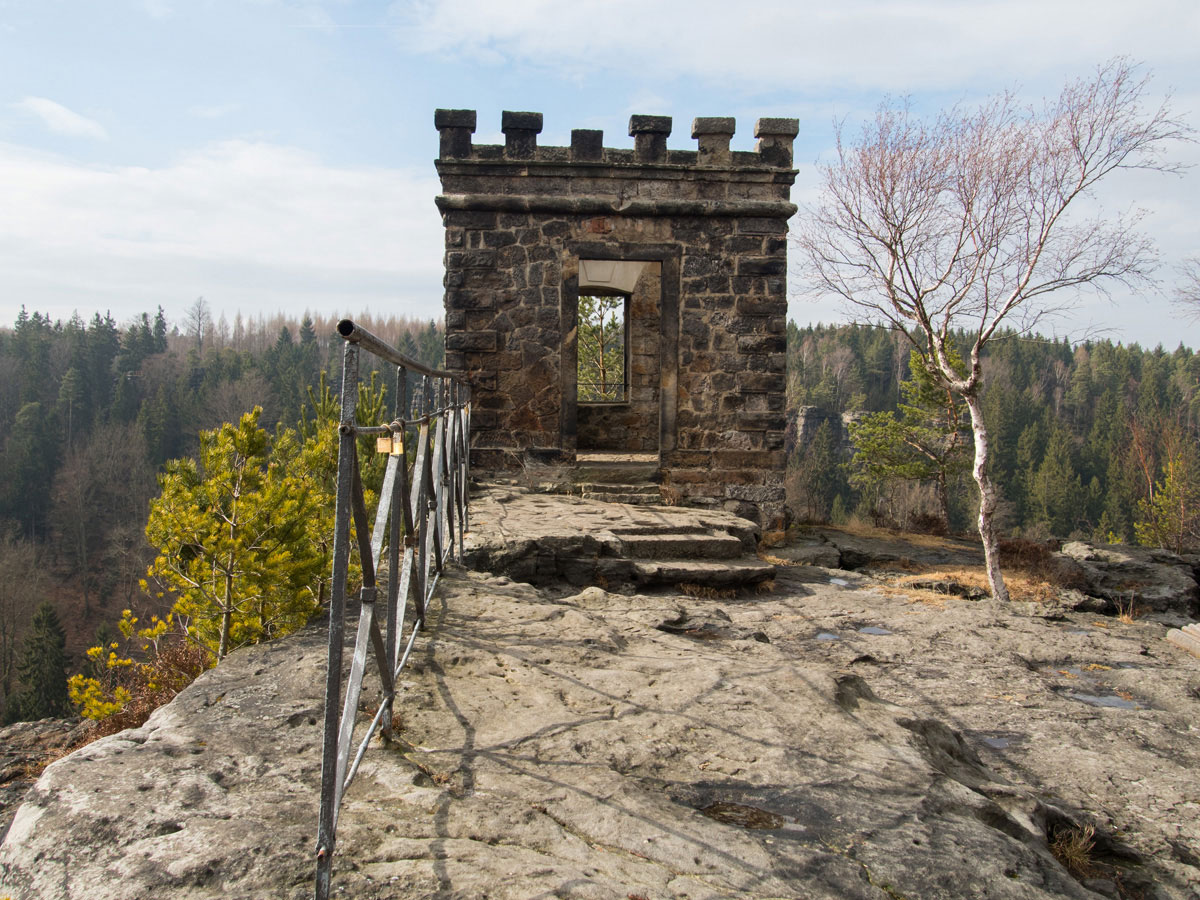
[435,109,797,528]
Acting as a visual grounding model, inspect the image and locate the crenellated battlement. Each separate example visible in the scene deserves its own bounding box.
[435,107,797,529]
[434,109,799,169]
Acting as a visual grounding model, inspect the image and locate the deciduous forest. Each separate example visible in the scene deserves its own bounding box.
[0,304,444,723]
[0,306,1196,725]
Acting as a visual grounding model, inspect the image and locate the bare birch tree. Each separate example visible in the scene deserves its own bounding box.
[797,59,1190,601]
[1177,257,1200,320]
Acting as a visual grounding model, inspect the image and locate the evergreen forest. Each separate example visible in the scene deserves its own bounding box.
[786,322,1200,547]
[0,305,1196,724]
[0,303,444,723]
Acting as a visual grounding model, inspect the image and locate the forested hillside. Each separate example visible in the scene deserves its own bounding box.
[1,305,1196,724]
[786,322,1200,546]
[0,304,443,722]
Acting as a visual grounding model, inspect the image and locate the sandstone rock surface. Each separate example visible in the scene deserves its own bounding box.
[0,718,90,839]
[1059,542,1199,618]
[3,549,1198,899]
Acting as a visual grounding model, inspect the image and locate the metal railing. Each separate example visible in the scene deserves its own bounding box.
[314,319,471,900]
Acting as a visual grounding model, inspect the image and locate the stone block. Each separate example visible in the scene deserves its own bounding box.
[435,108,476,159]
[435,108,477,130]
[738,217,788,234]
[737,412,784,431]
[737,257,787,276]
[445,210,497,229]
[737,334,786,354]
[483,230,517,248]
[629,115,672,163]
[754,117,800,168]
[736,372,786,393]
[735,297,781,317]
[712,449,785,468]
[446,330,498,352]
[692,116,735,166]
[502,110,543,159]
[665,450,713,467]
[571,129,603,162]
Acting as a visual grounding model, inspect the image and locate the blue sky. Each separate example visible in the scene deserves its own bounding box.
[1,0,1198,347]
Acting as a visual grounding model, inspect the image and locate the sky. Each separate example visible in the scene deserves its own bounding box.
[1,0,1198,348]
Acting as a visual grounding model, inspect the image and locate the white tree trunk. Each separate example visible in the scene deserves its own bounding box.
[964,394,1009,602]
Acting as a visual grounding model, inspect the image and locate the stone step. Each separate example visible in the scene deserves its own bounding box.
[580,491,662,505]
[571,463,660,485]
[610,525,708,536]
[577,482,660,496]
[619,532,744,560]
[632,558,776,587]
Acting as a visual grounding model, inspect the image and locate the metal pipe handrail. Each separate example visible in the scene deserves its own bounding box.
[336,318,468,382]
[313,324,471,900]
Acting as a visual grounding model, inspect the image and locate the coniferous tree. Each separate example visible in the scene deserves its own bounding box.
[145,408,325,658]
[847,349,969,530]
[6,602,69,722]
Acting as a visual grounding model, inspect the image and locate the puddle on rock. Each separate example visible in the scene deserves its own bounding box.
[859,626,893,636]
[829,578,849,586]
[816,632,841,641]
[1067,692,1144,710]
[700,801,784,830]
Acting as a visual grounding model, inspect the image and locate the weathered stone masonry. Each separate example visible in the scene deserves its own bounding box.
[435,109,797,528]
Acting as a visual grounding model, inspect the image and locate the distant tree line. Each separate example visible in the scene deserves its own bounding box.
[786,321,1200,549]
[0,304,443,723]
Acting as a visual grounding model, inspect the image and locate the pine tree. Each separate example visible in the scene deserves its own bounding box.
[6,602,69,722]
[145,408,325,658]
[847,350,969,530]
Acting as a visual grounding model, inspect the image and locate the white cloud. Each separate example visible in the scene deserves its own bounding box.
[142,0,172,19]
[0,141,446,324]
[189,102,242,119]
[391,0,1200,92]
[14,97,108,140]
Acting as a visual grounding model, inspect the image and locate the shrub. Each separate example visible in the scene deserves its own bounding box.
[68,609,212,738]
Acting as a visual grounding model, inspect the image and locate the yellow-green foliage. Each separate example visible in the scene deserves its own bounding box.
[68,609,212,731]
[145,408,325,658]
[68,610,173,720]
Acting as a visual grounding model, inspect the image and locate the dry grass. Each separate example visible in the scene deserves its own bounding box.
[883,564,1059,604]
[862,556,925,574]
[1113,594,1141,624]
[678,583,739,600]
[878,584,949,608]
[82,641,213,743]
[760,530,788,549]
[1049,823,1097,878]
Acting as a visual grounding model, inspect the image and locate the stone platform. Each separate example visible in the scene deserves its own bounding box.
[463,484,776,589]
